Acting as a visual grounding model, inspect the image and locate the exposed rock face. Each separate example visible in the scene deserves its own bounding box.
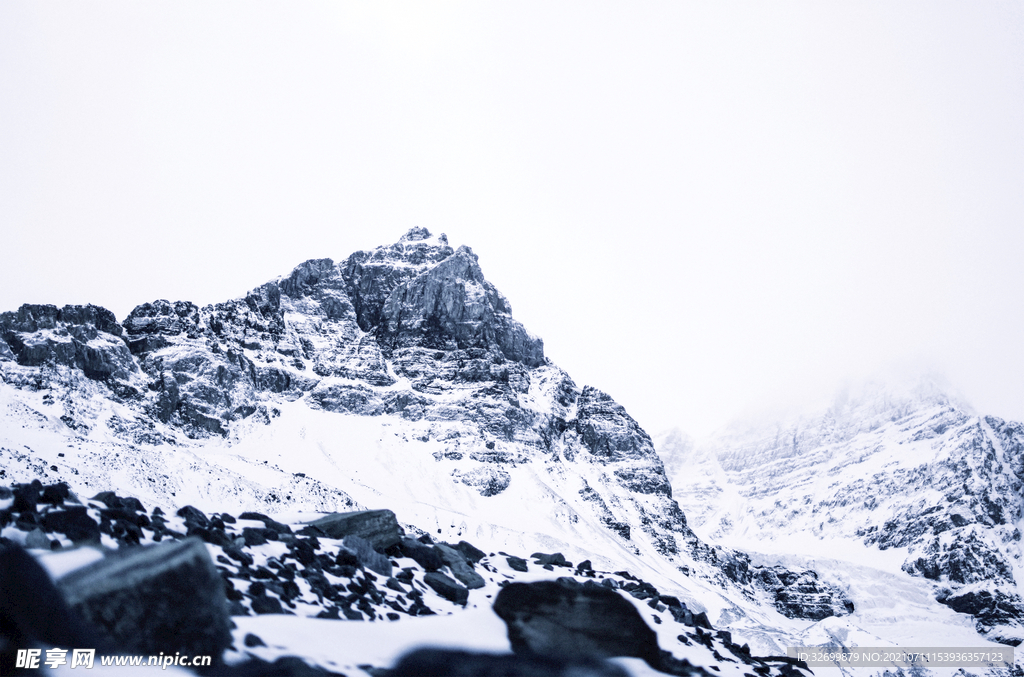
[751,566,855,621]
[0,304,136,382]
[379,245,545,368]
[0,228,848,625]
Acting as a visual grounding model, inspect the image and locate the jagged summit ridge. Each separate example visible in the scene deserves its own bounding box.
[0,229,649,537]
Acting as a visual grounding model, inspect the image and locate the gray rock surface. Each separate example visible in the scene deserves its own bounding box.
[492,578,661,664]
[434,543,485,589]
[57,537,232,659]
[342,535,393,577]
[308,509,401,551]
[423,571,469,606]
[388,648,631,677]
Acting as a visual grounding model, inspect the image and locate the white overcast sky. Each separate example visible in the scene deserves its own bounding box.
[2,2,1023,437]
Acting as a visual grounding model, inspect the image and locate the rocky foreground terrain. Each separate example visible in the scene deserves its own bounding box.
[0,229,1018,675]
[1,480,819,676]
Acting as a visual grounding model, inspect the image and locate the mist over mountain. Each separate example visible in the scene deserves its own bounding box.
[658,376,1024,647]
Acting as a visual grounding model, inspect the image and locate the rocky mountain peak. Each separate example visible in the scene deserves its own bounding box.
[398,226,448,245]
[1,230,856,649]
[341,229,456,332]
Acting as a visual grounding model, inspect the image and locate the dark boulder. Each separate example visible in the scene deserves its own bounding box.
[506,556,529,572]
[0,540,109,674]
[307,509,401,551]
[57,537,232,660]
[41,507,100,543]
[388,648,630,677]
[423,572,469,606]
[398,538,444,571]
[451,540,486,564]
[531,552,571,568]
[492,579,660,665]
[343,535,392,577]
[435,544,485,589]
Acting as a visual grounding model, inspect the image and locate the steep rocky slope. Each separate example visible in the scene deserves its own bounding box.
[658,379,1024,646]
[0,229,858,671]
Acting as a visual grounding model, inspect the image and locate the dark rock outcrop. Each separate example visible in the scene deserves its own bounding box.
[0,540,109,674]
[388,648,631,677]
[308,509,401,551]
[57,537,232,659]
[0,304,136,381]
[751,566,855,621]
[492,578,661,665]
[423,571,469,606]
[378,245,544,368]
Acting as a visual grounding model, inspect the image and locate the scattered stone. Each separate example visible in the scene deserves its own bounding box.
[452,540,486,564]
[245,633,267,647]
[240,511,293,534]
[423,571,469,606]
[531,552,571,568]
[176,505,210,529]
[506,556,529,572]
[435,543,485,589]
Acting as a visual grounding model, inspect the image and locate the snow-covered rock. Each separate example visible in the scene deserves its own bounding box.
[659,377,1024,646]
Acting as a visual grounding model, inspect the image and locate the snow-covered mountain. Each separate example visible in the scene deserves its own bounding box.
[658,377,1024,648]
[1,229,1016,674]
[2,229,693,571]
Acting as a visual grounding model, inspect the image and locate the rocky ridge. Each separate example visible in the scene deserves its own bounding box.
[1,480,818,677]
[0,229,851,629]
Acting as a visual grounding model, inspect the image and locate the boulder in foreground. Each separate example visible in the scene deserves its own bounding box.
[492,578,660,664]
[307,509,401,551]
[389,647,630,676]
[57,537,231,659]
